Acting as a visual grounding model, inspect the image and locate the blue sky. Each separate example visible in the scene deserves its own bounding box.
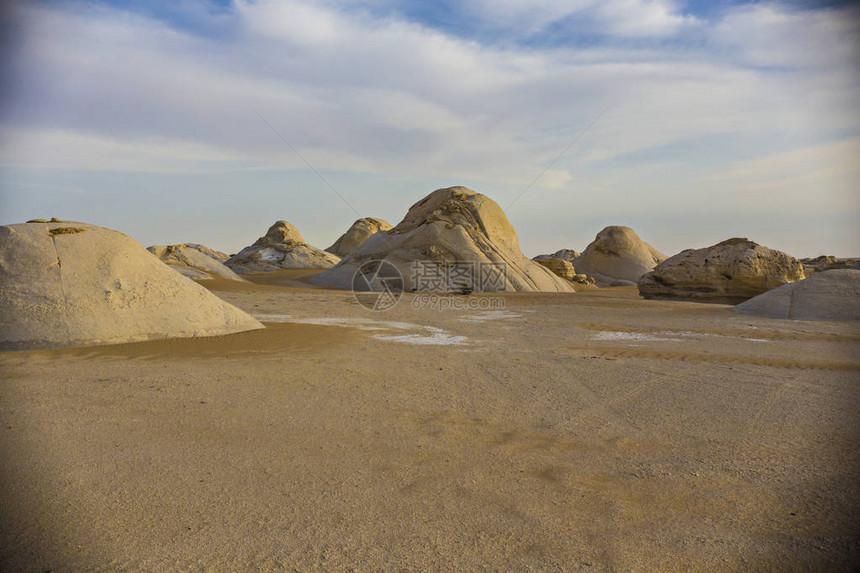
[1,0,858,258]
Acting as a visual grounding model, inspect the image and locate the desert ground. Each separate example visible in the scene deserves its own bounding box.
[1,273,858,571]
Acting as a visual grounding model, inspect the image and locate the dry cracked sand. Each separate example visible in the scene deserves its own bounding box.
[1,271,859,571]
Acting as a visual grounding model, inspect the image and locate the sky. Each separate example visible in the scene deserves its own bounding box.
[0,0,858,258]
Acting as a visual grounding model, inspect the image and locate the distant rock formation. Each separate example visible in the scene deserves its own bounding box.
[183,243,230,261]
[326,217,392,258]
[148,244,246,281]
[0,220,263,350]
[799,255,860,275]
[534,258,577,281]
[638,238,805,303]
[533,258,594,285]
[735,269,860,321]
[533,249,580,262]
[226,220,340,273]
[310,186,574,292]
[572,226,665,286]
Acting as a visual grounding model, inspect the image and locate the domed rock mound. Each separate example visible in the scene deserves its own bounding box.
[735,269,860,321]
[638,238,805,304]
[148,243,246,281]
[0,221,263,351]
[572,226,665,286]
[310,186,574,292]
[326,217,392,258]
[226,220,340,273]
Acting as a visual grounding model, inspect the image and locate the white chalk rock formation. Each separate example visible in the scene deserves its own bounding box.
[735,269,859,321]
[533,249,580,262]
[148,244,246,281]
[534,258,577,281]
[226,221,340,273]
[0,220,263,350]
[638,238,805,303]
[326,218,392,258]
[799,255,860,275]
[572,226,666,285]
[310,186,574,292]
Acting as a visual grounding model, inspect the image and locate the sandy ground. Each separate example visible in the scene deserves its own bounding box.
[1,276,859,572]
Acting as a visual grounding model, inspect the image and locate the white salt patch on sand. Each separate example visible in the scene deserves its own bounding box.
[374,327,467,346]
[591,330,770,343]
[459,311,523,323]
[704,333,769,343]
[252,314,467,345]
[252,314,293,322]
[660,330,769,343]
[592,331,681,342]
[287,317,419,331]
[252,315,415,331]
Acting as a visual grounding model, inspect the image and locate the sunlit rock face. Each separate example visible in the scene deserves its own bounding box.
[0,220,263,350]
[326,218,393,258]
[148,243,246,281]
[638,238,806,304]
[311,186,575,293]
[572,226,665,286]
[735,269,860,321]
[226,221,340,273]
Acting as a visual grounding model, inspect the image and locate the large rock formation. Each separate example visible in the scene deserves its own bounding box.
[226,221,340,273]
[148,243,246,281]
[310,186,574,292]
[0,221,263,350]
[326,217,392,258]
[572,226,666,286]
[638,238,806,303]
[735,269,860,321]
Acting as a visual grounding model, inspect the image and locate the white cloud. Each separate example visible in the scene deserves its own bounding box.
[596,0,698,38]
[236,0,339,46]
[4,0,857,177]
[706,138,860,203]
[0,128,253,173]
[464,0,697,38]
[533,168,573,190]
[711,3,860,69]
[1,0,858,255]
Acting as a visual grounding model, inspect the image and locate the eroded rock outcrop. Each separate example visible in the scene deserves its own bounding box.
[534,258,577,281]
[638,238,805,303]
[326,218,392,258]
[226,221,340,273]
[799,255,860,275]
[0,221,263,350]
[572,226,665,286]
[148,244,246,281]
[534,249,580,262]
[735,269,859,321]
[310,186,574,292]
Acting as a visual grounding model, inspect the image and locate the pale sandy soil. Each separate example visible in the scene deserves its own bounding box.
[1,276,859,572]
